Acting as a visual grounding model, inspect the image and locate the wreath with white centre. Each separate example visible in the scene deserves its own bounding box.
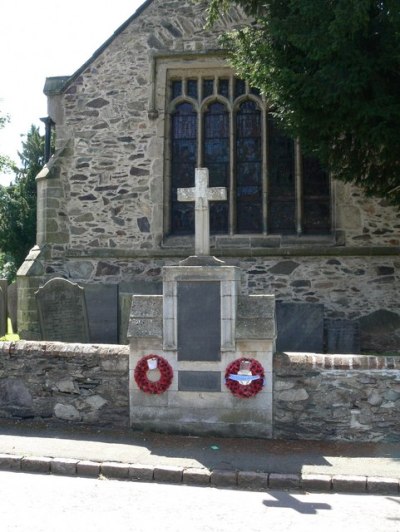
[134,354,173,394]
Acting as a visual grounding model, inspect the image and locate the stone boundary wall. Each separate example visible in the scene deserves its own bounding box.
[1,343,400,442]
[0,341,129,428]
[274,353,400,442]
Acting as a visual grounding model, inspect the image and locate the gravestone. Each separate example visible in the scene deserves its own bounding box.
[83,284,118,344]
[276,302,324,352]
[7,282,17,334]
[0,280,7,337]
[326,319,360,354]
[36,278,90,343]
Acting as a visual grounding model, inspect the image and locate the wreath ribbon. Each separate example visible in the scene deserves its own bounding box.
[228,374,263,383]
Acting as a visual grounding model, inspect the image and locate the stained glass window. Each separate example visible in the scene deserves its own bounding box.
[168,73,331,237]
[170,102,197,234]
[187,79,198,99]
[171,80,182,101]
[204,102,229,233]
[302,155,330,234]
[236,101,262,233]
[203,79,214,98]
[267,115,296,234]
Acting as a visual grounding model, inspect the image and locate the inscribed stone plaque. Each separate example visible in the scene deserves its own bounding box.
[326,319,360,354]
[178,371,221,392]
[83,284,118,344]
[177,281,221,361]
[36,278,90,343]
[276,302,324,352]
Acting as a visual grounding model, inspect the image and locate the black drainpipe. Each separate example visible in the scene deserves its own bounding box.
[40,116,55,163]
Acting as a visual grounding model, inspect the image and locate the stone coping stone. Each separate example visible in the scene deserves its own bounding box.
[0,454,397,494]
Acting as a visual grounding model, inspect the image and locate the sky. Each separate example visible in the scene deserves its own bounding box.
[0,0,144,186]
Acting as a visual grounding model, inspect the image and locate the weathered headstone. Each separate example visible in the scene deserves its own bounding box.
[276,302,324,352]
[0,279,8,337]
[326,319,360,354]
[7,282,17,334]
[83,284,119,344]
[177,281,221,361]
[36,278,90,343]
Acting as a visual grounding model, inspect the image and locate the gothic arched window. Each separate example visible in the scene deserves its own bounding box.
[168,74,331,237]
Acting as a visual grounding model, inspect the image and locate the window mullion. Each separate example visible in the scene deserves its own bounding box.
[198,106,203,167]
[262,108,268,235]
[295,139,303,235]
[229,107,235,235]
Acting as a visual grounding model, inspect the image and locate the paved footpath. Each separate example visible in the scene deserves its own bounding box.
[0,420,399,494]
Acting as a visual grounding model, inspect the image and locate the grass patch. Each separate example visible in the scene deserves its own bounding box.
[0,318,20,341]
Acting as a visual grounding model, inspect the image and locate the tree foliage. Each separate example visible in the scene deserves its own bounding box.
[0,112,16,175]
[207,0,400,205]
[0,125,43,271]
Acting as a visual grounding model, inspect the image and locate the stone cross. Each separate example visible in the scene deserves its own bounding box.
[177,168,227,256]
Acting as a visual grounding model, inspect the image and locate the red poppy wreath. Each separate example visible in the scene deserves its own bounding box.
[134,354,173,394]
[225,357,265,398]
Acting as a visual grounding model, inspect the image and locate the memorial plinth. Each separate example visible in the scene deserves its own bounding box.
[127,168,276,438]
[127,259,275,438]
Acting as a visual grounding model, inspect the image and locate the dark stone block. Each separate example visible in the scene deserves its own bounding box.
[359,309,400,334]
[137,217,150,232]
[83,284,119,344]
[276,302,324,352]
[178,371,221,392]
[178,281,221,361]
[268,261,299,275]
[326,319,360,354]
[95,262,120,276]
[86,97,109,108]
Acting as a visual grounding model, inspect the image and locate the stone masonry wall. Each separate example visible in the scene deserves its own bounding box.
[0,341,129,428]
[0,342,399,443]
[274,353,400,442]
[18,0,399,346]
[38,253,400,351]
[42,0,400,252]
[43,0,248,252]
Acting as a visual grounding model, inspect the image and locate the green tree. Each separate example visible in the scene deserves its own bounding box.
[208,0,400,205]
[0,125,44,272]
[0,112,16,174]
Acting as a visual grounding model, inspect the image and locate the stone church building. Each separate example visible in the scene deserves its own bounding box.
[18,0,400,351]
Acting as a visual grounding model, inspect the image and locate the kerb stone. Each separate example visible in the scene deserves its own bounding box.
[237,471,269,490]
[51,458,78,476]
[269,473,301,490]
[183,467,211,485]
[332,475,367,492]
[153,465,183,483]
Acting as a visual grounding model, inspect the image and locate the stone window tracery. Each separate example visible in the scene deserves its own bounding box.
[167,71,331,237]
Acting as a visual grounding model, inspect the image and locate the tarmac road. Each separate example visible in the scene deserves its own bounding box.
[0,471,399,532]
